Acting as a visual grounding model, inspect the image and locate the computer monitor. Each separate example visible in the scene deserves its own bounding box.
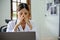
[0,32,36,40]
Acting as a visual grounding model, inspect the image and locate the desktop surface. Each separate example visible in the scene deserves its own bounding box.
[0,32,36,40]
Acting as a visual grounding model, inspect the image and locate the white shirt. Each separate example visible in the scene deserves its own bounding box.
[6,20,39,40]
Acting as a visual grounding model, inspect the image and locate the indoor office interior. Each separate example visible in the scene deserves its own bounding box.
[0,0,60,40]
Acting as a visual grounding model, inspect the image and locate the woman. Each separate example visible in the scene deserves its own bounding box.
[6,3,36,32]
[6,3,39,40]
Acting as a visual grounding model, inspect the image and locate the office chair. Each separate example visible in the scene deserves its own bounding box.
[0,25,7,32]
[0,19,11,32]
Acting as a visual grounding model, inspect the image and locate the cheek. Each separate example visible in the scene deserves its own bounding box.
[25,15,30,19]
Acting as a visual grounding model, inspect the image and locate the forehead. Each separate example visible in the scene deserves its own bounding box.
[18,8,29,13]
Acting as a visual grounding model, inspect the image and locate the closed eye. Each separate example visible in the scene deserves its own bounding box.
[20,13,23,15]
[25,13,27,15]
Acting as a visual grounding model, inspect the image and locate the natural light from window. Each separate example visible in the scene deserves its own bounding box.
[12,0,27,20]
[21,0,26,3]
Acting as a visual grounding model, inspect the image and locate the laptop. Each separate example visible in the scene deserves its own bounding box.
[0,32,36,40]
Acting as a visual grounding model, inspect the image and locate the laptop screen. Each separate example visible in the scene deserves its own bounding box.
[0,32,36,40]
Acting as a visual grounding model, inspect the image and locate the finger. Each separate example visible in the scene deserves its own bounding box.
[21,14,23,18]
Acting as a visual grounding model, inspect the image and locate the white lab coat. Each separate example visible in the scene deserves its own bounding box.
[6,20,39,40]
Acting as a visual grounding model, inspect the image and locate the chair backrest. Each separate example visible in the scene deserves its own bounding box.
[0,19,11,32]
[5,19,11,24]
[0,25,7,32]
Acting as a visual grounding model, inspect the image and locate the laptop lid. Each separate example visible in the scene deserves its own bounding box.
[0,32,36,40]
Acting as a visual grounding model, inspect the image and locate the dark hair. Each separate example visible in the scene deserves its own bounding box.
[17,3,29,12]
[17,3,31,20]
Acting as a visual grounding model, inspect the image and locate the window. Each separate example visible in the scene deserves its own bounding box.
[11,0,31,20]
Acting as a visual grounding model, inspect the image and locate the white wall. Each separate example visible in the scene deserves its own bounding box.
[0,0,11,26]
[0,0,2,26]
[31,0,59,40]
[31,0,46,40]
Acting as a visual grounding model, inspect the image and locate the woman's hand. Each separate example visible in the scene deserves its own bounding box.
[24,17,32,30]
[14,15,24,32]
[17,14,24,26]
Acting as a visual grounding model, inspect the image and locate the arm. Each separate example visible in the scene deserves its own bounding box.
[13,15,24,32]
[24,18,32,30]
[6,21,14,32]
[13,22,21,32]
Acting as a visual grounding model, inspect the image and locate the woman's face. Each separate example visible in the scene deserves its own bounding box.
[17,8,30,21]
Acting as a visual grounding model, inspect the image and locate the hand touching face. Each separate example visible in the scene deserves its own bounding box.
[17,8,30,23]
[16,8,32,30]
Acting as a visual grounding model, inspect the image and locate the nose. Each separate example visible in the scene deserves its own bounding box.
[23,15,24,17]
[22,12,25,17]
[22,14,24,17]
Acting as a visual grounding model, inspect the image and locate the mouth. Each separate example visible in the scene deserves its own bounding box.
[22,19,26,22]
[21,20,26,24]
[23,17,25,21]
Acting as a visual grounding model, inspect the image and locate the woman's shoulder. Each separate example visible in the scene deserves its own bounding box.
[8,20,16,25]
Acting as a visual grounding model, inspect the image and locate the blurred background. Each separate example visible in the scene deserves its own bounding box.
[0,0,59,40]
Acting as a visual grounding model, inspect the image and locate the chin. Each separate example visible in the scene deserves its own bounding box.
[22,21,25,23]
